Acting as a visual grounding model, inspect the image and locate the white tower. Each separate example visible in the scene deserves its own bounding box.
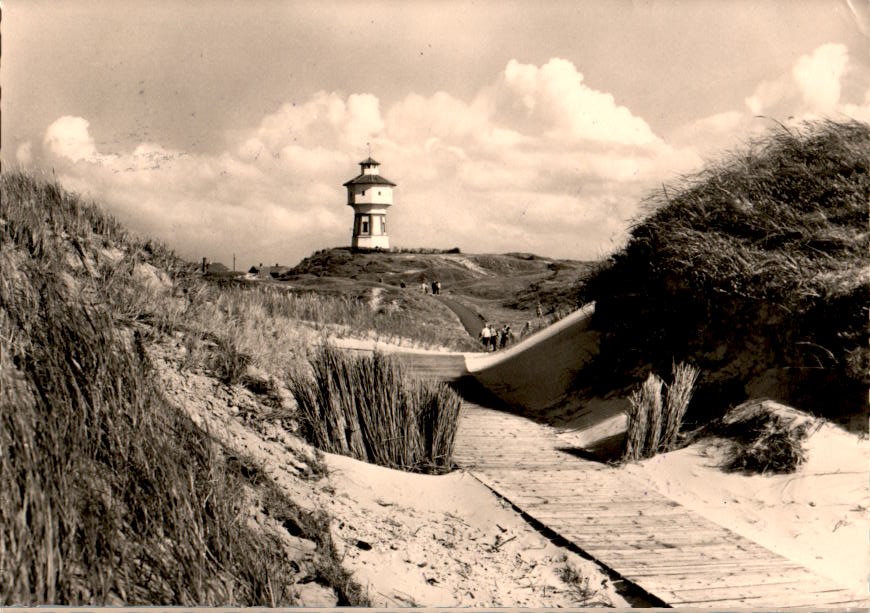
[343,156,396,249]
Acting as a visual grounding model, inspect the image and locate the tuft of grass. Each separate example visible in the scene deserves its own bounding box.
[712,404,812,474]
[583,119,870,422]
[210,334,252,385]
[288,343,462,473]
[663,361,700,445]
[624,373,661,461]
[624,363,699,460]
[557,558,611,607]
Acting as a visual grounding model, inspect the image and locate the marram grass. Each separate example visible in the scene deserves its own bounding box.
[624,362,699,460]
[288,343,462,473]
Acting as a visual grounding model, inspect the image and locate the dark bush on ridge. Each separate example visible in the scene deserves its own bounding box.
[288,343,462,473]
[581,120,869,424]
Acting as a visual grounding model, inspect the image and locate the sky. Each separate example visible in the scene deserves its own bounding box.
[3,0,869,269]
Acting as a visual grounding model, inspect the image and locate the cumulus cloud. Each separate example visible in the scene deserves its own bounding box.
[15,141,33,166]
[500,58,660,146]
[44,116,100,163]
[683,43,870,159]
[43,57,780,266]
[742,43,864,119]
[792,43,850,112]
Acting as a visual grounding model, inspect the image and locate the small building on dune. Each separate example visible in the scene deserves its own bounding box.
[247,263,293,279]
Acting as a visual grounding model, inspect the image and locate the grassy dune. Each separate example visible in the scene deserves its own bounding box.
[0,172,366,605]
[582,119,869,426]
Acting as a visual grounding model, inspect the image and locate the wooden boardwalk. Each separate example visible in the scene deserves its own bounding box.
[452,403,867,609]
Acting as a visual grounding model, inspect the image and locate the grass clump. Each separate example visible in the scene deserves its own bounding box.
[624,362,699,460]
[556,557,611,607]
[712,403,812,474]
[288,343,462,473]
[583,119,869,423]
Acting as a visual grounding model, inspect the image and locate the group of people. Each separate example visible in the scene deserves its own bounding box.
[479,322,513,352]
[421,279,442,295]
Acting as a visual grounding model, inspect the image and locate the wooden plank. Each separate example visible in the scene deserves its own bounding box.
[545,518,720,536]
[601,543,774,560]
[559,533,728,550]
[510,495,681,508]
[667,580,856,603]
[623,561,808,578]
[777,597,870,609]
[674,587,863,608]
[494,503,690,520]
[480,465,614,476]
[636,567,819,592]
[600,551,780,569]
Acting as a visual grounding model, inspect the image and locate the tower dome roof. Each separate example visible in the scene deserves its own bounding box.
[342,174,396,187]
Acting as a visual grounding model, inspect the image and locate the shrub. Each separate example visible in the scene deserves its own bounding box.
[288,343,462,473]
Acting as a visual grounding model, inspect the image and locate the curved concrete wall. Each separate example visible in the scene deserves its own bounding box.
[464,303,599,413]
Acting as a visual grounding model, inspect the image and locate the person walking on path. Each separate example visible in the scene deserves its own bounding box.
[536,301,543,319]
[435,280,442,295]
[500,324,511,349]
[479,322,492,350]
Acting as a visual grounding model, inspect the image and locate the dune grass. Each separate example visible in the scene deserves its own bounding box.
[706,402,813,475]
[206,283,479,352]
[288,343,462,473]
[0,171,368,605]
[624,363,699,460]
[584,119,869,423]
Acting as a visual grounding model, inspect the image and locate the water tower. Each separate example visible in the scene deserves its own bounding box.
[343,156,396,249]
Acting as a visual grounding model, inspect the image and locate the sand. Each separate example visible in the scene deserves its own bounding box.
[149,337,625,607]
[151,328,868,606]
[624,404,869,598]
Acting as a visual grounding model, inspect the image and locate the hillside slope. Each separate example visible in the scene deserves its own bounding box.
[286,247,594,311]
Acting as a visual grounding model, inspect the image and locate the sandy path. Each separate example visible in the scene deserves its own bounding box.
[435,295,486,339]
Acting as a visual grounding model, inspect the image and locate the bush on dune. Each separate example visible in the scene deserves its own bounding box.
[583,119,869,423]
